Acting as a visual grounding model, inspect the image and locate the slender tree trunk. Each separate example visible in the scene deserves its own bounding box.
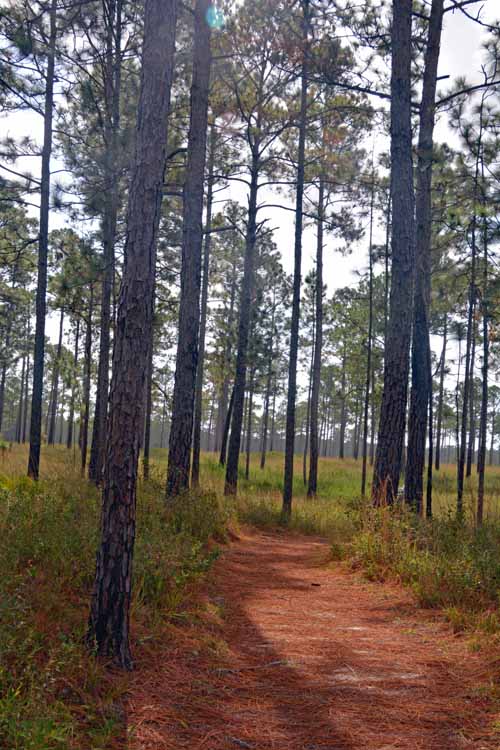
[245,368,255,480]
[167,0,212,496]
[220,383,235,467]
[28,0,57,479]
[457,108,483,515]
[224,148,260,495]
[477,157,488,526]
[435,313,447,470]
[67,319,80,449]
[307,173,324,498]
[81,288,94,475]
[372,0,415,505]
[303,316,315,486]
[48,307,64,445]
[282,0,309,518]
[466,320,476,478]
[370,363,376,465]
[260,298,275,470]
[87,0,177,669]
[191,123,216,486]
[339,343,347,459]
[89,0,123,484]
[22,354,30,444]
[0,361,7,435]
[489,409,495,466]
[16,355,26,443]
[142,339,154,480]
[404,0,444,512]
[426,372,433,517]
[270,383,276,452]
[361,166,375,496]
[455,335,462,465]
[384,189,392,342]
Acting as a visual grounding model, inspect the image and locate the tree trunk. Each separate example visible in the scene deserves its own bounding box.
[245,368,255,480]
[361,165,375,497]
[477,154,488,526]
[67,319,80,450]
[282,0,309,518]
[260,296,275,470]
[307,173,324,498]
[220,383,235,467]
[372,0,415,505]
[224,148,259,495]
[489,410,495,466]
[270,382,276,452]
[87,0,177,669]
[48,307,64,446]
[404,0,444,512]
[191,123,216,486]
[16,355,26,443]
[28,0,57,479]
[142,338,154,481]
[466,319,476,477]
[434,313,447,470]
[457,105,483,515]
[303,315,315,486]
[339,343,347,459]
[167,0,212,496]
[89,0,123,484]
[22,354,30,444]
[81,288,94,475]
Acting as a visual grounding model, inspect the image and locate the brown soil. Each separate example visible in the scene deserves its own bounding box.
[127,529,499,749]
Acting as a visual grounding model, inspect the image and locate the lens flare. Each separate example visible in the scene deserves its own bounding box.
[206,5,224,29]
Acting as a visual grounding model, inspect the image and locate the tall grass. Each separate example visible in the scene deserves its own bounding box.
[3,445,500,747]
[0,447,231,749]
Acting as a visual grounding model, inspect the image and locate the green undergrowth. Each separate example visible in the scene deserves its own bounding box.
[0,461,232,750]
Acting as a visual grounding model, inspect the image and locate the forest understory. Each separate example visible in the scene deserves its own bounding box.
[3,447,500,749]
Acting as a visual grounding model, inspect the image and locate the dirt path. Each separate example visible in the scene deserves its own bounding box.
[128,529,497,749]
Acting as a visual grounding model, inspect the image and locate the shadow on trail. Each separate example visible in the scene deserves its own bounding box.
[127,530,495,750]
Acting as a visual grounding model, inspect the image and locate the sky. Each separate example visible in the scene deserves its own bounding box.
[1,0,498,349]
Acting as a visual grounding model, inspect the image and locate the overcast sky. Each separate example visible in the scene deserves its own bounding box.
[1,0,498,348]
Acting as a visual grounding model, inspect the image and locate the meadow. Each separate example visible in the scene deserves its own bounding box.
[2,445,500,748]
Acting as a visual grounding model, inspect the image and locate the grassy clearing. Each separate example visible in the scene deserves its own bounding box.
[0,446,231,750]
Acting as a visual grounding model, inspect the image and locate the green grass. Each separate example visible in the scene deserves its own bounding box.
[0,446,232,749]
[3,444,500,747]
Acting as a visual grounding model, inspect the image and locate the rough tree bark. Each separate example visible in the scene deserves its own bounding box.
[404,0,444,512]
[361,166,375,497]
[81,287,94,475]
[89,0,123,484]
[167,0,212,497]
[457,102,483,516]
[477,155,488,526]
[48,307,64,446]
[434,313,447,470]
[66,318,80,449]
[307,172,324,498]
[224,148,259,495]
[191,122,216,487]
[372,0,415,505]
[28,0,57,479]
[282,0,309,517]
[87,0,177,669]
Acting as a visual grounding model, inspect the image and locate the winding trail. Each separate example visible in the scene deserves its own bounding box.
[128,529,497,749]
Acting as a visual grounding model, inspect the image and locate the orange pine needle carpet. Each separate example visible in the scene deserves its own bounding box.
[127,529,499,749]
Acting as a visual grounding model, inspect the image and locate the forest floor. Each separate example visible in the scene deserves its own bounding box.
[127,528,500,750]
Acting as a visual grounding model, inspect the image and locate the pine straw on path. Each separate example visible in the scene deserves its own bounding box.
[127,529,499,749]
